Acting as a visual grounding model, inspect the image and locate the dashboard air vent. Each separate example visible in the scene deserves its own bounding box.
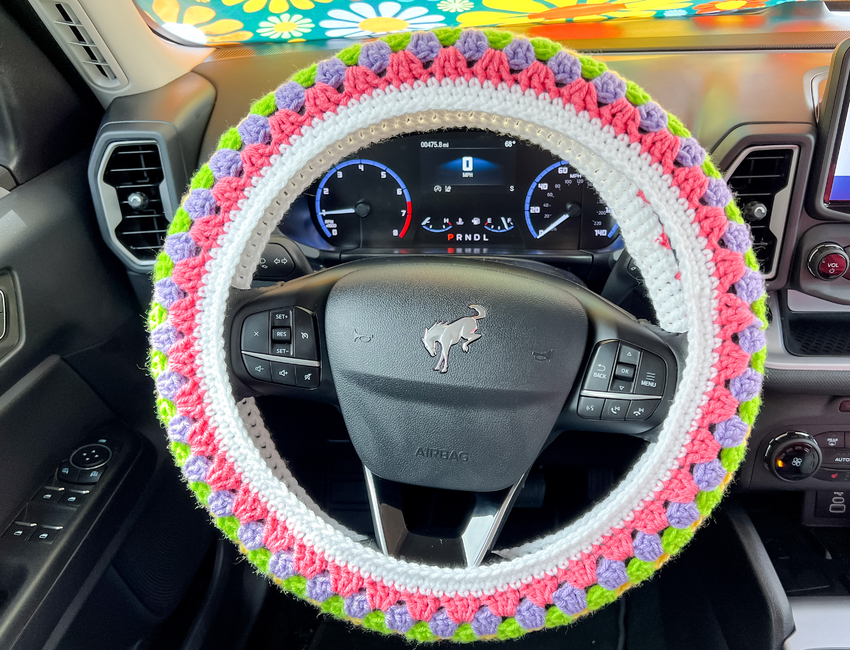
[28,0,127,90]
[101,143,170,262]
[725,146,798,280]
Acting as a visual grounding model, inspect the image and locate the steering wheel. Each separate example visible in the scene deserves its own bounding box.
[148,29,766,642]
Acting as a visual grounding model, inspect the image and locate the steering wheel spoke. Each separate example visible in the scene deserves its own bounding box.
[364,467,527,568]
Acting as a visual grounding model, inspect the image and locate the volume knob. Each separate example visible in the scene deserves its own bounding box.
[807,243,849,280]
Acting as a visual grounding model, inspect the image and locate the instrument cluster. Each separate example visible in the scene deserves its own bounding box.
[281,130,622,254]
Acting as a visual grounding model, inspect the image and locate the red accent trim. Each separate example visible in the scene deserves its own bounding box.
[400,201,412,238]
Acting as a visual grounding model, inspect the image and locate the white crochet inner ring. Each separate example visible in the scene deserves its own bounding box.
[198,80,717,595]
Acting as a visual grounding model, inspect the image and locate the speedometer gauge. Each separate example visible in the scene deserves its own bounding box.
[315,159,411,248]
[524,161,583,248]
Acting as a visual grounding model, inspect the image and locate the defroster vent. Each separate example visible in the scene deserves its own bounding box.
[725,146,798,279]
[102,143,170,263]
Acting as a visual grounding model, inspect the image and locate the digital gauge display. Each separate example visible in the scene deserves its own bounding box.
[296,131,622,253]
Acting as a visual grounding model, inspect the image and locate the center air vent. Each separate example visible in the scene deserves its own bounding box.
[725,146,798,280]
[99,142,171,264]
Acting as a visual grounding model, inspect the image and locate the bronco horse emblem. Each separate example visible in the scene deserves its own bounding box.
[422,305,486,373]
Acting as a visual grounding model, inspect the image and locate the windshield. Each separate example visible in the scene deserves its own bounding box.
[136,0,806,46]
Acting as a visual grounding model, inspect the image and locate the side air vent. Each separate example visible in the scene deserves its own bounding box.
[97,142,174,266]
[27,0,127,90]
[725,146,798,280]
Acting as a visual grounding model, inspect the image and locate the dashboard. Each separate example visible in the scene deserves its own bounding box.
[280,130,621,255]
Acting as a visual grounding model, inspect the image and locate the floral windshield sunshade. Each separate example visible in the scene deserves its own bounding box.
[138,0,805,46]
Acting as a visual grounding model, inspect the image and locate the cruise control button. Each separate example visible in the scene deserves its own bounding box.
[610,379,633,394]
[815,468,850,482]
[583,342,618,391]
[618,345,641,365]
[816,432,845,449]
[57,461,80,484]
[635,352,666,396]
[241,312,270,354]
[272,327,291,342]
[271,361,296,386]
[295,365,320,388]
[271,343,293,357]
[2,522,36,540]
[243,355,272,382]
[271,309,292,327]
[293,308,318,360]
[821,449,850,469]
[577,397,604,419]
[626,400,658,421]
[614,363,636,381]
[601,399,629,421]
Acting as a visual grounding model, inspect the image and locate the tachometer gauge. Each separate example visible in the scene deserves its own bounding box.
[524,162,584,248]
[484,217,515,232]
[315,159,411,248]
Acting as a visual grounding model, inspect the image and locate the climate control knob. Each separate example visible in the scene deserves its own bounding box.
[765,432,821,481]
[807,242,849,280]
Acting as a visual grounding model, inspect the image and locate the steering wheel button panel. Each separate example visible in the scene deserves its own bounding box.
[610,379,633,394]
[243,355,272,382]
[618,344,641,364]
[271,309,292,326]
[626,400,658,421]
[295,365,320,388]
[271,327,291,342]
[271,343,292,357]
[293,307,318,360]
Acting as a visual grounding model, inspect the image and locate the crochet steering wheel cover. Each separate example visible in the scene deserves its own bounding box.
[148,29,766,642]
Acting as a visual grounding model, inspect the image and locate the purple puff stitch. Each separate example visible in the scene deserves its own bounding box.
[344,592,371,619]
[385,604,415,633]
[735,269,765,304]
[315,57,347,88]
[548,50,581,85]
[183,455,210,482]
[154,277,184,309]
[455,29,489,62]
[275,81,306,112]
[164,232,197,262]
[504,37,536,70]
[730,367,763,403]
[721,221,751,253]
[676,137,706,168]
[592,71,626,105]
[596,558,628,591]
[208,489,236,517]
[167,415,192,443]
[269,551,296,579]
[552,583,586,615]
[407,31,441,62]
[703,176,733,208]
[515,598,546,631]
[638,102,668,132]
[633,532,664,562]
[429,608,458,639]
[238,520,265,551]
[183,189,217,220]
[715,415,748,448]
[237,114,271,146]
[694,458,727,491]
[472,606,501,636]
[156,370,184,401]
[738,322,766,354]
[359,40,392,74]
[209,148,243,180]
[306,572,334,602]
[151,323,179,353]
[667,501,700,529]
